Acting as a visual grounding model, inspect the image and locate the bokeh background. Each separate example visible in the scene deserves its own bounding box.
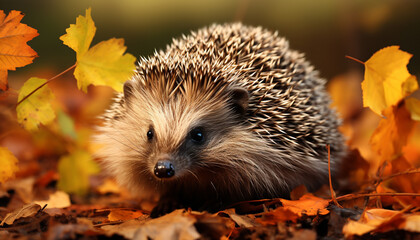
[3,0,420,82]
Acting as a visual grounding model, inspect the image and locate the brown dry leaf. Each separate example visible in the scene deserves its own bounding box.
[0,10,39,90]
[218,209,255,228]
[0,203,41,226]
[342,208,417,237]
[101,209,200,240]
[132,210,200,240]
[280,194,330,217]
[34,191,71,209]
[107,208,144,221]
[370,103,417,162]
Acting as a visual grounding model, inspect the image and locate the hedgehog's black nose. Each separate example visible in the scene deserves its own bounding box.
[154,161,175,178]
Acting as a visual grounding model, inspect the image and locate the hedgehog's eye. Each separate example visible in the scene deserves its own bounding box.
[147,128,154,141]
[189,127,204,144]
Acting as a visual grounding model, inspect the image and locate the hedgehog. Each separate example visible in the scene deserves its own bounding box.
[95,23,346,217]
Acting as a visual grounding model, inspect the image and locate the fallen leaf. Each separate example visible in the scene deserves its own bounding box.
[60,8,136,92]
[0,10,39,90]
[256,207,299,225]
[280,194,330,217]
[16,77,56,131]
[343,208,410,237]
[0,147,19,183]
[57,149,100,195]
[384,157,420,208]
[0,203,41,226]
[402,214,420,233]
[4,177,35,205]
[218,209,255,228]
[107,208,144,221]
[370,103,417,161]
[132,210,201,240]
[101,218,147,239]
[101,209,200,240]
[34,191,71,209]
[361,46,416,115]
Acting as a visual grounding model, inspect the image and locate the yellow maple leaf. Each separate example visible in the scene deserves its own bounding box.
[0,147,18,183]
[361,46,416,115]
[0,10,39,90]
[74,38,136,92]
[57,149,100,195]
[60,8,136,92]
[59,8,95,59]
[16,77,56,131]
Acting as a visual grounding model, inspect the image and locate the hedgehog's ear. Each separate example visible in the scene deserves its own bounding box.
[123,79,136,101]
[228,87,249,116]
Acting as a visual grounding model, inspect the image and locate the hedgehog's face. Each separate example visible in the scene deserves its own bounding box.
[120,77,250,187]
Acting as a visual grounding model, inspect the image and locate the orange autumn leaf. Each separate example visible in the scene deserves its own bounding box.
[256,207,299,225]
[361,46,417,116]
[107,208,144,221]
[279,194,330,217]
[0,10,39,91]
[370,103,417,161]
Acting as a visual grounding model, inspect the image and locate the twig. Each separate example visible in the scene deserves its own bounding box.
[345,55,365,65]
[93,220,124,227]
[373,168,420,183]
[16,63,76,106]
[327,145,342,208]
[336,192,420,202]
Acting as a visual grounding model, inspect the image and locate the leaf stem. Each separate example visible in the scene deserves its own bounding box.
[327,145,342,208]
[16,63,77,106]
[345,55,365,65]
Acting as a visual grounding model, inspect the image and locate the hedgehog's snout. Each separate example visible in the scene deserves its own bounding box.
[154,160,175,178]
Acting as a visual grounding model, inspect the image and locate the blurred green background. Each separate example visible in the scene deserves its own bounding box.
[3,0,420,80]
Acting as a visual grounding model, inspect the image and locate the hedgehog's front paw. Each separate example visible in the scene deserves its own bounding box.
[150,198,184,218]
